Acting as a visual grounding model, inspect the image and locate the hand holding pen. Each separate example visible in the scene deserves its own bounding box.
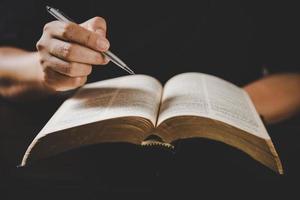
[36,6,134,91]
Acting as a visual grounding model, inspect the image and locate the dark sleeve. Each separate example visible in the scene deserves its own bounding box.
[0,0,46,51]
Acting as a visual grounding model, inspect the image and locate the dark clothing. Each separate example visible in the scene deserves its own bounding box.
[0,0,299,85]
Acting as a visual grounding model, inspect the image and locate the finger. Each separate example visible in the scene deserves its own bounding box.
[44,20,109,52]
[42,56,92,77]
[81,17,107,36]
[47,38,106,64]
[43,68,87,91]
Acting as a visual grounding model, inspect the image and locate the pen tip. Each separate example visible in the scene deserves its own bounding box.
[124,66,135,75]
[46,5,51,10]
[128,68,135,75]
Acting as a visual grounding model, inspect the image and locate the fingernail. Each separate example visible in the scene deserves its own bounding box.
[97,38,109,51]
[104,56,110,64]
[95,29,105,37]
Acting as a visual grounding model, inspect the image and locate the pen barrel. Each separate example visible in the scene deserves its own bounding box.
[46,6,134,74]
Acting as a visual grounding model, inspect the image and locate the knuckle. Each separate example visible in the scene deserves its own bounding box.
[62,23,76,39]
[36,40,45,51]
[43,23,51,33]
[39,58,46,67]
[58,43,73,59]
[38,55,50,68]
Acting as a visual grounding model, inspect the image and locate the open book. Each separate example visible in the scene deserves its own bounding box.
[21,73,283,174]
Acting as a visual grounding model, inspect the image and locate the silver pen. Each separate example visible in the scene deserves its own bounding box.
[46,6,135,75]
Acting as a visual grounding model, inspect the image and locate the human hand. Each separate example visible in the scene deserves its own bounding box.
[36,17,110,91]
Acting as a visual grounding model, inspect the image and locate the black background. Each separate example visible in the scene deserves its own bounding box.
[0,0,300,199]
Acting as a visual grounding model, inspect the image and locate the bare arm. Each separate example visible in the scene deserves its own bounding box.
[0,17,110,101]
[0,47,53,100]
[244,73,300,124]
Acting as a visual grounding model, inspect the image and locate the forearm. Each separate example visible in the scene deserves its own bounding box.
[0,47,43,80]
[244,73,300,124]
[0,47,54,100]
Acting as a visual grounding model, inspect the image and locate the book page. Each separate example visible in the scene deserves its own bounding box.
[157,72,269,139]
[39,75,162,136]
